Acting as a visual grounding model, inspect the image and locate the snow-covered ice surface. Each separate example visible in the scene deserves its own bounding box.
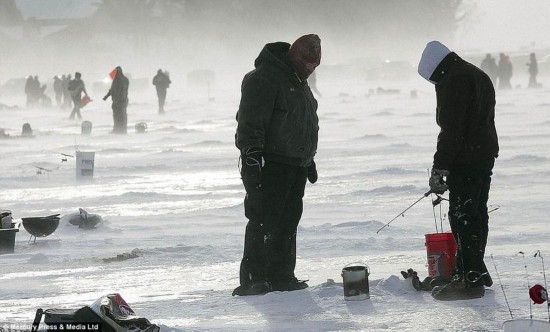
[1,75,550,331]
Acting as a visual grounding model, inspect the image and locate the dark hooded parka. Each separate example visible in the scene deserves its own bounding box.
[233,34,321,296]
[418,41,498,288]
[103,66,129,134]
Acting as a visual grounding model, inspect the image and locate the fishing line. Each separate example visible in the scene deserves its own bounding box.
[491,254,513,319]
[376,190,432,234]
[534,250,550,321]
[519,251,533,319]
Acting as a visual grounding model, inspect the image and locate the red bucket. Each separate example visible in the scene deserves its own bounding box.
[81,95,92,107]
[425,232,457,279]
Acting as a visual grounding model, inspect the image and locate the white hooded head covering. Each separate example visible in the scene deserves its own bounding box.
[418,41,451,84]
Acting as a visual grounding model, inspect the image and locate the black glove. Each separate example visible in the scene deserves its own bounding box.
[307,160,318,184]
[429,168,449,195]
[241,147,263,189]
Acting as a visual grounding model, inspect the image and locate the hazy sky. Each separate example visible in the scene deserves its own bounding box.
[455,0,550,53]
[4,0,550,83]
[13,0,550,55]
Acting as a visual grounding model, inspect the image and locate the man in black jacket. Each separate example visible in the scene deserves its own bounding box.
[103,66,129,134]
[233,34,321,296]
[152,69,171,114]
[418,41,499,300]
[68,72,88,120]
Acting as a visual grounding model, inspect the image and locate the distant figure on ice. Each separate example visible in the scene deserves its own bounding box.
[62,74,72,109]
[308,71,322,97]
[53,75,63,107]
[418,41,499,301]
[68,72,88,120]
[24,75,34,107]
[27,76,51,108]
[527,52,539,88]
[32,76,41,103]
[233,34,321,296]
[498,53,513,89]
[103,66,129,134]
[480,54,498,87]
[152,69,171,114]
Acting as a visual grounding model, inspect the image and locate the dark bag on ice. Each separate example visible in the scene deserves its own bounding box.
[33,293,159,332]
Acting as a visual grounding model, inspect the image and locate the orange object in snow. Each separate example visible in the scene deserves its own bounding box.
[81,95,92,107]
[109,68,117,80]
[425,232,457,279]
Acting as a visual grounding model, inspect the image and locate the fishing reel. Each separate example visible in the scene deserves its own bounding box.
[431,194,448,207]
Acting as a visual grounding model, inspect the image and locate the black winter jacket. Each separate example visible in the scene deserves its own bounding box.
[430,53,499,174]
[105,75,129,106]
[235,42,318,167]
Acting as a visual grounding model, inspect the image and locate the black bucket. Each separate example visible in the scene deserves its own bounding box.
[341,263,370,301]
[0,228,19,254]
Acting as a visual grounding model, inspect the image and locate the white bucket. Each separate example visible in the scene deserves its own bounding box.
[76,151,95,178]
[81,121,92,135]
[341,263,370,301]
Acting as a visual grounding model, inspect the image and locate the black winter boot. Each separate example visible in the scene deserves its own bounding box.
[431,275,485,301]
[232,281,272,296]
[271,278,309,292]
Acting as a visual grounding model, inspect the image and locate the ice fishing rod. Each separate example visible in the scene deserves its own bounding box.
[491,254,514,319]
[534,250,550,321]
[376,190,432,234]
[488,205,500,214]
[519,251,533,319]
[431,194,449,232]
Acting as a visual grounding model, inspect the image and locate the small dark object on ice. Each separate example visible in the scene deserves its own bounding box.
[102,249,141,263]
[67,208,103,229]
[22,214,60,241]
[401,268,438,291]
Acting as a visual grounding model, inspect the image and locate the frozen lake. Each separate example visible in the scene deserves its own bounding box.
[1,73,550,331]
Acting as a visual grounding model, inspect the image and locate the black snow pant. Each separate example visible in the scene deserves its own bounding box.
[156,88,167,113]
[239,161,307,286]
[69,95,82,119]
[447,171,492,286]
[112,101,128,134]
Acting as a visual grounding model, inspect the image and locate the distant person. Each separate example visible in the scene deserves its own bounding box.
[233,34,321,296]
[31,76,41,106]
[37,84,52,108]
[498,53,513,89]
[527,53,539,88]
[53,76,63,107]
[418,41,499,301]
[480,54,498,87]
[68,72,88,120]
[62,74,72,109]
[24,75,34,107]
[308,71,322,97]
[29,76,50,108]
[152,69,171,114]
[103,66,129,134]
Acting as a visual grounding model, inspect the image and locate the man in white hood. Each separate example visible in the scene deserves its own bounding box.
[418,41,499,301]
